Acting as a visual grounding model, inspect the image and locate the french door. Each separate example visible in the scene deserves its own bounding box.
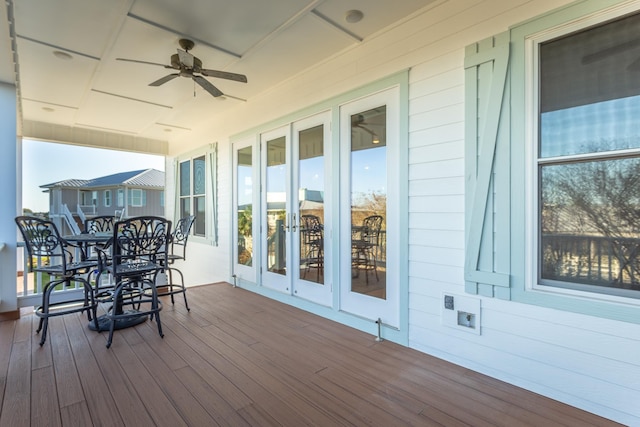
[260,113,332,305]
[232,88,400,327]
[339,88,400,328]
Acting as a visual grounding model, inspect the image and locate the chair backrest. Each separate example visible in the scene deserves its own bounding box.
[170,215,196,259]
[300,214,323,244]
[361,215,383,246]
[85,215,115,234]
[15,216,69,271]
[111,216,171,267]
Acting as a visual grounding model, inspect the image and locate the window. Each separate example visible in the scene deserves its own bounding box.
[128,189,146,207]
[535,11,640,300]
[179,155,207,237]
[117,189,124,207]
[104,190,111,207]
[466,1,640,321]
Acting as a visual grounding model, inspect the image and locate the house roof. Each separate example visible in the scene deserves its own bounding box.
[40,169,164,190]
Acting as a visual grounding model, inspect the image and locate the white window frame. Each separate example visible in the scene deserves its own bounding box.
[175,144,218,244]
[104,189,111,207]
[525,3,640,305]
[117,189,124,207]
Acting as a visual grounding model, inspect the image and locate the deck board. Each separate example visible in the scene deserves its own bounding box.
[0,282,623,427]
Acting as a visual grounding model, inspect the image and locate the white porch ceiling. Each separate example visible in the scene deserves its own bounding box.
[2,0,434,152]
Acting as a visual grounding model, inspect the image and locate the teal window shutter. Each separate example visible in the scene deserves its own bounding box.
[464,33,511,300]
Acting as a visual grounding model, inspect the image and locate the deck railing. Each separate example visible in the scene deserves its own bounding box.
[16,241,88,308]
[542,233,640,289]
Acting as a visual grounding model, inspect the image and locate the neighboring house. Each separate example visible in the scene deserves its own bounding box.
[40,169,164,234]
[3,1,640,425]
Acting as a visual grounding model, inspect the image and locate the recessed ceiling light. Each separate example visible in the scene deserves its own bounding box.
[42,107,55,112]
[52,50,73,60]
[345,9,364,24]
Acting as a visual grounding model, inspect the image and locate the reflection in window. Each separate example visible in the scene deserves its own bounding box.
[350,106,387,299]
[266,137,287,275]
[179,160,191,220]
[179,156,206,237]
[193,156,206,236]
[237,146,253,266]
[298,125,325,284]
[538,12,640,298]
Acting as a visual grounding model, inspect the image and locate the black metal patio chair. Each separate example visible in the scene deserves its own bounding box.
[15,216,99,345]
[95,216,170,348]
[153,215,196,311]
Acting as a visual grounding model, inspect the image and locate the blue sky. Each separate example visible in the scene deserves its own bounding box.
[23,140,165,212]
[541,95,640,157]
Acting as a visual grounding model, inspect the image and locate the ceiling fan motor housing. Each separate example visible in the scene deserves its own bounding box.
[171,53,202,72]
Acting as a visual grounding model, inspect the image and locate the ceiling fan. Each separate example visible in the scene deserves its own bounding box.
[351,114,381,144]
[116,39,248,98]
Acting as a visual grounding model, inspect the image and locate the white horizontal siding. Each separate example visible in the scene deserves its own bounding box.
[404,0,640,425]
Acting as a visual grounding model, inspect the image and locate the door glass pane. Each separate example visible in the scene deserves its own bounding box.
[350,106,387,299]
[298,125,324,284]
[237,146,253,266]
[266,136,287,275]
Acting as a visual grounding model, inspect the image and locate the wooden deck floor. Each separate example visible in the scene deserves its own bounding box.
[0,283,621,426]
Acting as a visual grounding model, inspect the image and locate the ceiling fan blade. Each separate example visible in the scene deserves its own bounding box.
[177,49,194,68]
[200,68,248,83]
[221,93,247,102]
[116,58,172,68]
[149,73,180,86]
[193,76,223,97]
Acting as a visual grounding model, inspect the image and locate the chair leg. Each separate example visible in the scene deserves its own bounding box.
[37,280,57,345]
[172,267,190,311]
[149,284,164,338]
[164,267,190,311]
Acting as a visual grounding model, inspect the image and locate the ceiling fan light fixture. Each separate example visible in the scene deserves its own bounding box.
[372,134,380,144]
[52,50,72,60]
[345,10,364,24]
